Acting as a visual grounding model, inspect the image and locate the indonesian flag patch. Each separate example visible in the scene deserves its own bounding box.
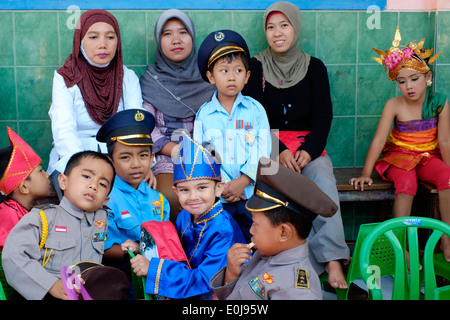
[55,225,67,233]
[121,211,131,219]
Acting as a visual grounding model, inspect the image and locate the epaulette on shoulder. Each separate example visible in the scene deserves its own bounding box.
[41,203,56,210]
[30,203,56,214]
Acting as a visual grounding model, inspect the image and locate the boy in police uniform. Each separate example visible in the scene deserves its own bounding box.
[96,109,170,270]
[194,29,271,243]
[2,150,115,300]
[210,157,338,300]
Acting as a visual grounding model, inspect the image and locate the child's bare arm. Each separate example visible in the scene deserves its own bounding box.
[349,99,396,191]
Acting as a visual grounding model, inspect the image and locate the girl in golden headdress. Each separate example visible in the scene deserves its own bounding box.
[350,26,450,261]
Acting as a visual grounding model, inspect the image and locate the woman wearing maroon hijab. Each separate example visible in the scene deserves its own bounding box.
[48,9,143,195]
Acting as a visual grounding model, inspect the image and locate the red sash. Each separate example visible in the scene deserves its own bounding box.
[274,131,326,156]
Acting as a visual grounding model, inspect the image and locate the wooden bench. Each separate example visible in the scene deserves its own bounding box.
[334,168,395,222]
[333,167,439,219]
[334,168,395,202]
[32,167,440,220]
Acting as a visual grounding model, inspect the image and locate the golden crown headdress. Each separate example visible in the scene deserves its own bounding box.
[372,26,440,81]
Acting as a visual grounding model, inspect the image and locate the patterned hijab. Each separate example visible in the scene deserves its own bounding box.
[57,9,123,125]
[255,1,311,89]
[139,9,215,118]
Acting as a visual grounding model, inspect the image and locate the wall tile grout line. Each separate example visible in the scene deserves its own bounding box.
[354,11,360,167]
[12,11,19,133]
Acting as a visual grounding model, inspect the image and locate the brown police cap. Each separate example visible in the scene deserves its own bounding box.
[245,157,338,220]
[70,261,130,300]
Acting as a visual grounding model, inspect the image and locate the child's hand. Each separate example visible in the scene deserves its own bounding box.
[222,176,251,203]
[349,176,373,191]
[222,180,244,202]
[73,274,85,293]
[224,243,252,284]
[49,279,69,300]
[130,254,150,277]
[145,168,157,190]
[121,240,140,253]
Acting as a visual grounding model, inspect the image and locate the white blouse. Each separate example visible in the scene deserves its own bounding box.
[48,66,143,174]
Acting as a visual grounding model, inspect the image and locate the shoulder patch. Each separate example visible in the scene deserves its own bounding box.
[31,204,56,219]
[248,276,265,299]
[262,272,274,284]
[94,220,106,229]
[296,268,309,289]
[41,203,56,210]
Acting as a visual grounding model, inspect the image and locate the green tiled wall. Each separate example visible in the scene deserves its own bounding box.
[1,9,449,240]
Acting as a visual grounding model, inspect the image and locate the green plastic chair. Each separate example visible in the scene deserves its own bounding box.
[433,252,450,281]
[336,222,405,300]
[0,252,6,300]
[0,252,14,300]
[359,216,450,300]
[127,250,152,300]
[433,285,450,300]
[418,252,450,294]
[0,277,5,300]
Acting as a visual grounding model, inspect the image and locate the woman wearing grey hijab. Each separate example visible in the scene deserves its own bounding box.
[243,2,350,291]
[140,9,215,222]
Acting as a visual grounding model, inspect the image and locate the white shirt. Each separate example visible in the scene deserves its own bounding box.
[48,66,143,174]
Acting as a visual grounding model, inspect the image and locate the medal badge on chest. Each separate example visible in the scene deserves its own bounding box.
[236,120,255,144]
[245,132,255,144]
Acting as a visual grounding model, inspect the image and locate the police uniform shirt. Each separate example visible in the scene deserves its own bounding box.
[210,242,322,300]
[104,175,170,250]
[1,196,108,300]
[193,92,271,201]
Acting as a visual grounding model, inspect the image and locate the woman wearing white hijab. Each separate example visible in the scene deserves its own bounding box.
[243,1,350,290]
[140,9,215,223]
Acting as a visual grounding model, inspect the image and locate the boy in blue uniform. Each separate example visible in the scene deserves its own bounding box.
[130,132,245,299]
[194,30,271,242]
[96,109,170,267]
